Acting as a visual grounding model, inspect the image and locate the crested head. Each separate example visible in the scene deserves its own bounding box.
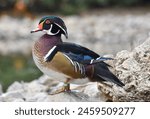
[31,16,68,39]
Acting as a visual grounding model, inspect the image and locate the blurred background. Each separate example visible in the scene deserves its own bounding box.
[0,0,150,91]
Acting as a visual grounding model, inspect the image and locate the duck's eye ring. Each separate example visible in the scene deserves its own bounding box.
[45,20,50,24]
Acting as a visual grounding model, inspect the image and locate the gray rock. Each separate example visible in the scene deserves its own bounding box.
[0,91,25,102]
[0,75,102,102]
[44,91,99,102]
[98,37,150,101]
[26,92,48,102]
[7,81,25,92]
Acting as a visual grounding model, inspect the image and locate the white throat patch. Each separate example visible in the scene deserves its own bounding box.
[45,24,60,35]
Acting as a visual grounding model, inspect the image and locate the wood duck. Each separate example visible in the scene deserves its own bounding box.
[31,16,124,94]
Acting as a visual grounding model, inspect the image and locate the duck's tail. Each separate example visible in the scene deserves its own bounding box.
[86,62,125,87]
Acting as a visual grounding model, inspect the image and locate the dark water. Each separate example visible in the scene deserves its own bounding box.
[0,54,42,91]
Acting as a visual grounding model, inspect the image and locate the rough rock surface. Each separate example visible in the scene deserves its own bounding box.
[98,37,150,102]
[0,75,107,102]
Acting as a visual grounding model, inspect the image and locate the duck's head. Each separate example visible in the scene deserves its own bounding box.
[31,16,68,39]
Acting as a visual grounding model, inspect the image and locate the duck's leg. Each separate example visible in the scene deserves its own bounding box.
[48,78,71,95]
[63,82,71,91]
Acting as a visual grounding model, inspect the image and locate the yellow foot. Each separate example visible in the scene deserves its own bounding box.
[48,83,71,95]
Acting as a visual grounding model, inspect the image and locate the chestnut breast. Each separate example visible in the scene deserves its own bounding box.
[32,34,83,82]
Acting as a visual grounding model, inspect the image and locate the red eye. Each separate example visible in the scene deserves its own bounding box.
[45,20,50,24]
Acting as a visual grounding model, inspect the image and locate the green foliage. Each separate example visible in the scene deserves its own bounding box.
[110,0,141,6]
[0,0,149,15]
[27,0,150,14]
[0,54,42,91]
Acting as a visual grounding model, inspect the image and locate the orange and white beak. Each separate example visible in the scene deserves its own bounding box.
[31,21,44,33]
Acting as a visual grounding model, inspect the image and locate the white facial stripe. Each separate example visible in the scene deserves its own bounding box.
[49,24,53,31]
[44,46,57,62]
[54,22,67,35]
[45,24,60,36]
[48,29,60,35]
